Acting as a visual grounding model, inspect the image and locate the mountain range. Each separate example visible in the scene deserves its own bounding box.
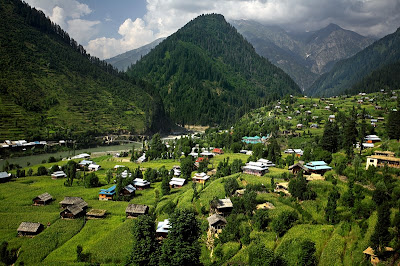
[307,26,400,97]
[230,20,375,90]
[0,0,169,141]
[126,14,301,126]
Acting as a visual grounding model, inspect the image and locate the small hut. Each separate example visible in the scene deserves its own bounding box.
[17,222,43,236]
[126,204,149,218]
[156,219,171,239]
[86,209,107,219]
[207,214,227,233]
[213,198,233,216]
[59,197,88,209]
[32,192,53,206]
[60,205,85,219]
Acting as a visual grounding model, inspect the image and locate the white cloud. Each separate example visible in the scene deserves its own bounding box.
[24,0,99,44]
[86,0,400,59]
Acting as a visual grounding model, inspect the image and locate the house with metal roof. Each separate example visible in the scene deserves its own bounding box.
[99,185,116,200]
[364,135,381,143]
[156,219,171,239]
[88,163,101,171]
[79,160,93,166]
[51,171,67,179]
[0,171,10,182]
[169,177,186,188]
[242,162,269,176]
[241,135,268,144]
[304,161,332,175]
[133,178,151,190]
[192,172,210,184]
[121,184,136,198]
[17,222,43,236]
[366,152,400,170]
[33,192,53,205]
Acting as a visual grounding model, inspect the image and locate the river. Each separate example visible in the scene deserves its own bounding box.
[0,142,141,169]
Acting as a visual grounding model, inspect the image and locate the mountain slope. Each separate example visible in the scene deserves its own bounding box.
[307,27,400,97]
[0,0,169,141]
[127,14,301,126]
[230,20,374,90]
[105,38,165,71]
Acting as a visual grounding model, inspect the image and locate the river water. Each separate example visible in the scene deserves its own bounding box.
[0,142,141,169]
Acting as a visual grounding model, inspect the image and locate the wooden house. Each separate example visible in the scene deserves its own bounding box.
[366,153,400,170]
[86,209,107,219]
[99,185,116,200]
[156,219,171,239]
[213,198,233,216]
[17,222,43,237]
[51,171,67,179]
[288,162,309,175]
[60,205,85,219]
[207,214,227,233]
[59,197,88,209]
[32,192,53,206]
[304,161,332,175]
[121,184,136,198]
[132,178,151,190]
[126,204,149,218]
[169,177,186,188]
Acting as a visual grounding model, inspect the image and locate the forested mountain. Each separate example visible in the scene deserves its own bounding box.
[0,0,169,141]
[105,38,165,71]
[307,27,400,97]
[127,14,301,126]
[230,20,374,90]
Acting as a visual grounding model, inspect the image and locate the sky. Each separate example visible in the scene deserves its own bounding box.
[24,0,400,60]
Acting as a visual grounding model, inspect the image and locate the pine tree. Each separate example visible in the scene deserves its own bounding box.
[130,215,159,265]
[161,175,170,196]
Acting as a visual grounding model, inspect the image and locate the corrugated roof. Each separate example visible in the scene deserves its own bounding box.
[0,172,9,179]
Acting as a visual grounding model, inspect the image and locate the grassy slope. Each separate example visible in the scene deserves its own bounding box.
[0,0,163,140]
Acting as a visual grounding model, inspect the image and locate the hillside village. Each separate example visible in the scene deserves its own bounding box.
[1,90,400,265]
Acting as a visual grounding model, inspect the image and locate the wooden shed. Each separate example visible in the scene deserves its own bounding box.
[207,214,227,233]
[125,204,149,218]
[60,205,85,219]
[33,192,53,206]
[59,197,88,209]
[17,222,43,236]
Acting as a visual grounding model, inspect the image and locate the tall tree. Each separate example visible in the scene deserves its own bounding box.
[159,209,201,266]
[320,122,339,153]
[130,215,159,265]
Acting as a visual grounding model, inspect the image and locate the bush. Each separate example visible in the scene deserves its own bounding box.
[272,210,298,237]
[36,166,48,176]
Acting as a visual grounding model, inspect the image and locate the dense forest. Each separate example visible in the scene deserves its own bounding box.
[307,27,400,97]
[0,0,169,141]
[127,14,301,126]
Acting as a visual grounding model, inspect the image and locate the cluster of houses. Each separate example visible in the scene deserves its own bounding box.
[0,139,47,150]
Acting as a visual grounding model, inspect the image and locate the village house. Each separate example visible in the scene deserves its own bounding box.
[88,163,101,171]
[137,153,146,163]
[375,105,382,110]
[72,153,90,159]
[132,178,151,190]
[32,192,53,206]
[207,214,227,233]
[121,184,136,198]
[212,148,224,154]
[59,196,88,209]
[172,165,181,176]
[192,172,210,184]
[296,124,303,129]
[366,151,400,169]
[242,161,269,176]
[304,161,332,175]
[328,115,335,122]
[51,170,67,179]
[364,135,381,143]
[120,170,132,178]
[156,219,171,239]
[79,160,93,167]
[126,204,149,218]
[99,185,116,200]
[234,189,246,197]
[0,171,10,182]
[310,124,318,128]
[86,209,107,219]
[274,182,290,195]
[17,222,43,237]
[200,151,215,159]
[114,165,125,171]
[284,148,304,157]
[169,177,186,188]
[241,136,268,144]
[213,198,233,216]
[288,162,310,175]
[60,205,85,219]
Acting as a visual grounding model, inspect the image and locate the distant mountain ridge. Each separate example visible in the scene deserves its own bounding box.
[307,27,400,97]
[230,20,375,89]
[127,14,301,126]
[0,0,169,140]
[105,38,165,71]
